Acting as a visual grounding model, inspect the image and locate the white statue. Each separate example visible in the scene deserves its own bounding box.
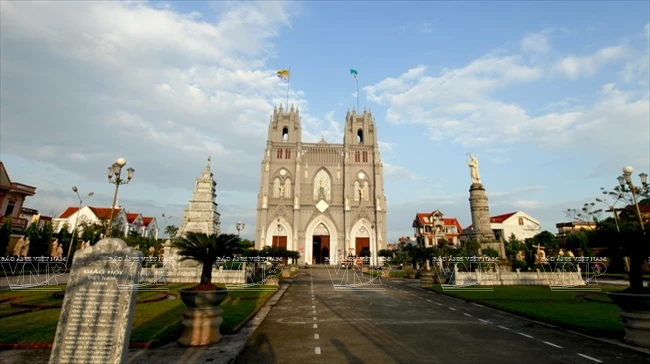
[568,250,575,258]
[358,185,364,199]
[262,194,268,208]
[13,237,25,256]
[148,246,155,257]
[515,250,525,261]
[559,249,565,256]
[468,153,481,184]
[294,196,299,209]
[56,244,63,258]
[20,238,30,257]
[533,244,547,264]
[345,195,350,210]
[50,240,59,257]
[279,184,285,197]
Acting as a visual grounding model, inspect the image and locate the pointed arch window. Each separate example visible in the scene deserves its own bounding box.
[363,181,369,201]
[273,178,281,198]
[284,178,292,198]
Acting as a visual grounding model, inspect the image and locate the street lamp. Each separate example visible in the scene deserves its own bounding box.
[67,186,94,265]
[618,166,648,231]
[595,197,622,233]
[106,157,135,237]
[236,221,245,236]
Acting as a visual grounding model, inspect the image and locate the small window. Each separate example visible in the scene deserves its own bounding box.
[286,149,291,159]
[357,129,364,143]
[5,201,15,216]
[282,127,289,142]
[518,217,524,226]
[277,149,282,159]
[362,151,368,163]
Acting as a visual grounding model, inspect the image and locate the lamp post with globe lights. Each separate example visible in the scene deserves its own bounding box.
[106,157,134,237]
[236,221,245,236]
[67,186,94,264]
[618,166,648,231]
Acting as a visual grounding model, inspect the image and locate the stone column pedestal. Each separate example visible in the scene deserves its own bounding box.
[178,306,224,347]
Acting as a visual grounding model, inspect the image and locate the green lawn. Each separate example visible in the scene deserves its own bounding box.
[429,285,627,338]
[0,283,277,346]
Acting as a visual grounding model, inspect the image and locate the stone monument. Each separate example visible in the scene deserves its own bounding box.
[49,238,142,364]
[463,154,506,258]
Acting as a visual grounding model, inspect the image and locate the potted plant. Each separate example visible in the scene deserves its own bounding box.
[172,232,245,346]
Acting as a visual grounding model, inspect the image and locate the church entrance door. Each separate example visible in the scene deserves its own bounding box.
[355,237,370,257]
[312,223,330,264]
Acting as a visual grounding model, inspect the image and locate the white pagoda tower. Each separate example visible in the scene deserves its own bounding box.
[177,156,221,237]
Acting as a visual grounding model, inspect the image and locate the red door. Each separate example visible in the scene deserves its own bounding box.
[356,237,370,256]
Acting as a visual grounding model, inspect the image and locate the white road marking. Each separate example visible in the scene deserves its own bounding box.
[543,341,562,349]
[313,324,318,329]
[478,319,490,324]
[312,305,315,309]
[426,299,432,302]
[314,334,319,339]
[517,332,533,339]
[315,347,321,355]
[313,317,317,321]
[435,302,443,306]
[463,313,472,317]
[313,310,316,314]
[497,325,509,330]
[577,354,602,363]
[449,308,456,311]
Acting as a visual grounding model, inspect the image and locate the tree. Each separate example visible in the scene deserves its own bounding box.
[565,229,591,256]
[172,232,246,290]
[565,202,602,223]
[24,221,53,257]
[0,218,12,256]
[378,249,393,258]
[504,233,525,261]
[165,225,179,238]
[481,247,499,258]
[534,231,559,253]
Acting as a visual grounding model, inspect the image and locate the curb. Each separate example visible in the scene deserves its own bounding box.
[412,283,650,356]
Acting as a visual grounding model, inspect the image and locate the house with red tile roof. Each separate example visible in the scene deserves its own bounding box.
[53,205,159,240]
[464,211,541,242]
[412,210,464,247]
[0,161,37,232]
[53,206,129,237]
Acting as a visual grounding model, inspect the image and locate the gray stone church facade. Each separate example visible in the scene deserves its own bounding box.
[255,105,387,265]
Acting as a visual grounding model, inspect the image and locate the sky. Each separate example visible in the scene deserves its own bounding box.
[1,1,648,242]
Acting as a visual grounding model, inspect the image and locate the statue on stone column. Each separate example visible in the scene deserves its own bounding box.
[468,153,481,184]
[279,184,285,197]
[345,195,350,210]
[294,196,300,209]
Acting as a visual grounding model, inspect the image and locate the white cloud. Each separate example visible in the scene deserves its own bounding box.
[554,45,632,79]
[420,22,433,34]
[364,32,649,155]
[383,163,419,181]
[521,33,550,53]
[511,200,545,210]
[0,1,309,196]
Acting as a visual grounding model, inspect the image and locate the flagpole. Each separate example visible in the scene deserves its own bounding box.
[286,67,291,108]
[356,77,359,112]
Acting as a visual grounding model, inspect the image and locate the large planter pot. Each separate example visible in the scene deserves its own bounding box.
[178,288,229,347]
[420,270,434,288]
[607,291,650,348]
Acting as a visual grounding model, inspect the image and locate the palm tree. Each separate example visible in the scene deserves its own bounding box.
[172,232,246,289]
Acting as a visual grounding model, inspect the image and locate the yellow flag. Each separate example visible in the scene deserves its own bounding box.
[276,69,290,80]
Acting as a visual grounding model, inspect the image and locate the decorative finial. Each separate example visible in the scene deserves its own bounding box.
[321,133,325,140]
[290,104,294,112]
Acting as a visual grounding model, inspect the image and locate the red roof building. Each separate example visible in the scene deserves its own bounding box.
[412,210,463,247]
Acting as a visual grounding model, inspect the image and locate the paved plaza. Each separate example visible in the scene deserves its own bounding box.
[236,267,648,364]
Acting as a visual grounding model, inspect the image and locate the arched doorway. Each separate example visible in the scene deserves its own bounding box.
[312,223,330,264]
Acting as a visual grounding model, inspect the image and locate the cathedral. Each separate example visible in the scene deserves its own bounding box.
[255,104,387,265]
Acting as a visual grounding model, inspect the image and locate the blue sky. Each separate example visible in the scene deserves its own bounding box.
[1,1,648,242]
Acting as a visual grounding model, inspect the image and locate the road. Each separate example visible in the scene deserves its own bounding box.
[236,267,649,364]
